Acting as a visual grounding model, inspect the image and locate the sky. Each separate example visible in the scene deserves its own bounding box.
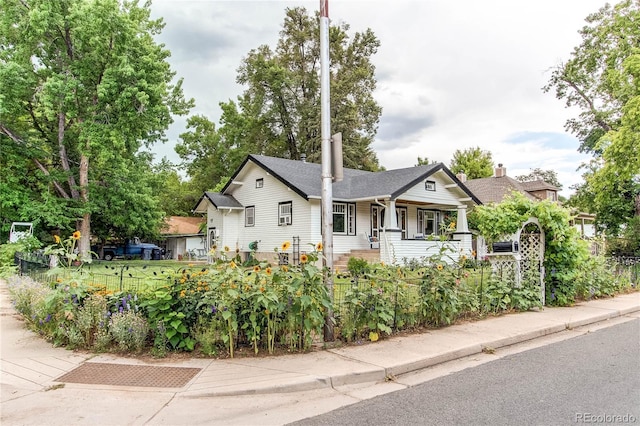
[148,0,609,196]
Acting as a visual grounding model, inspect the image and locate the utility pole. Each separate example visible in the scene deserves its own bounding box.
[319,0,334,341]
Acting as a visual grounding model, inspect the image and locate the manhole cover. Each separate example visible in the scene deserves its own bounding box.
[56,363,201,388]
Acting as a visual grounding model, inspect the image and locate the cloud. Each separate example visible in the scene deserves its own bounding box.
[148,0,607,197]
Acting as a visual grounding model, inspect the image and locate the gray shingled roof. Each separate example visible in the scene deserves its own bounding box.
[226,154,479,203]
[519,180,559,192]
[464,176,539,204]
[202,192,243,209]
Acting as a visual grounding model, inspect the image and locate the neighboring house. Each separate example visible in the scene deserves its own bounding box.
[462,164,559,205]
[160,216,206,260]
[192,154,480,266]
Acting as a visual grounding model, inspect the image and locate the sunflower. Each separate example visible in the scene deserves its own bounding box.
[229,261,237,269]
[72,231,81,240]
[224,246,230,252]
[281,265,289,272]
[265,267,272,275]
[281,241,291,251]
[253,265,261,272]
[316,242,323,251]
[54,235,61,244]
[436,264,443,271]
[300,254,308,264]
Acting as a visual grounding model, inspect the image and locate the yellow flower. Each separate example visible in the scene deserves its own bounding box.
[437,264,443,271]
[281,265,289,273]
[264,309,270,315]
[461,255,467,261]
[54,235,61,244]
[230,261,237,269]
[300,254,308,264]
[209,248,216,255]
[224,246,230,252]
[380,261,385,266]
[472,250,477,257]
[72,231,81,240]
[369,331,379,342]
[253,265,261,272]
[56,278,63,283]
[316,242,323,251]
[265,267,272,275]
[281,241,291,251]
[180,290,186,298]
[449,222,456,229]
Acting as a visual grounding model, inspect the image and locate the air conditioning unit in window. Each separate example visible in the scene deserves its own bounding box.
[279,216,291,225]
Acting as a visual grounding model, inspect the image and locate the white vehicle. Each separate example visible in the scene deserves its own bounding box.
[9,222,33,243]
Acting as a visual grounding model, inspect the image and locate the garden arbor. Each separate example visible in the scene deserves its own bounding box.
[486,217,546,305]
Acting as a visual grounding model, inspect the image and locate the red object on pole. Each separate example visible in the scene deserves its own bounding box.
[320,0,329,17]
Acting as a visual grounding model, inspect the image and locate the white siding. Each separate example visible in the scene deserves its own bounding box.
[400,171,464,206]
[228,163,315,258]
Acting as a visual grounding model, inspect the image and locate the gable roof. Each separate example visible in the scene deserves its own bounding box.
[193,192,244,213]
[464,176,538,204]
[223,154,481,204]
[519,179,559,192]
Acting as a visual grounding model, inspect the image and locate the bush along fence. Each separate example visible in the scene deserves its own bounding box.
[7,235,638,358]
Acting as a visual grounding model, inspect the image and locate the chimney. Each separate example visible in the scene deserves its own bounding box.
[456,172,467,183]
[495,163,506,178]
[300,153,307,163]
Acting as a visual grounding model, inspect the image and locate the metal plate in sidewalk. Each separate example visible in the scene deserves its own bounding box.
[56,362,201,388]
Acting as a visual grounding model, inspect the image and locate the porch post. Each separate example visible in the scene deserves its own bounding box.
[456,205,469,233]
[385,199,399,230]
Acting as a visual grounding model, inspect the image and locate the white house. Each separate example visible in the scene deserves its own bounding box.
[192,155,480,266]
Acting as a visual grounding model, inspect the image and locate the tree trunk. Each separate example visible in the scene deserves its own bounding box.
[78,153,91,257]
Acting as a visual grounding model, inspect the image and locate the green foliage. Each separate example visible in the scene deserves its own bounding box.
[0,237,42,277]
[219,7,382,170]
[0,0,193,254]
[545,0,640,236]
[341,276,395,342]
[347,257,370,280]
[516,168,562,189]
[109,310,149,353]
[449,147,494,179]
[470,192,612,306]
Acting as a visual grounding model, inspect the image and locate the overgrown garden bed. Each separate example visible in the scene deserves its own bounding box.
[4,233,636,359]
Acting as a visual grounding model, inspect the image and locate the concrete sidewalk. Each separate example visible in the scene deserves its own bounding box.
[1,276,639,424]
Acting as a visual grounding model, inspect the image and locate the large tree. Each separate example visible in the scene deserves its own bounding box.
[449,147,494,179]
[0,0,192,252]
[221,6,382,171]
[516,168,563,189]
[544,0,640,235]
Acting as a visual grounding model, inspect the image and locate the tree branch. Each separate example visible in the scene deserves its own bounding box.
[0,123,71,199]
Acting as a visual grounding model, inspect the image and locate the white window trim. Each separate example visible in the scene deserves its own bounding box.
[245,206,255,227]
[333,202,356,235]
[279,202,292,226]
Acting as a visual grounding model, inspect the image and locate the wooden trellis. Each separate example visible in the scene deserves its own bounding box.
[487,217,546,305]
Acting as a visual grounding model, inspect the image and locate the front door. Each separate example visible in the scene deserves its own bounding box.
[208,228,217,251]
[371,205,384,239]
[396,207,407,239]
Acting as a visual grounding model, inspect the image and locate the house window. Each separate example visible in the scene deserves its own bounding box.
[256,178,264,188]
[245,206,255,227]
[333,202,356,235]
[546,190,557,201]
[279,202,292,225]
[425,180,436,191]
[417,209,439,235]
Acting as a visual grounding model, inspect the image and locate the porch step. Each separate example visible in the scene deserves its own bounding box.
[333,249,380,272]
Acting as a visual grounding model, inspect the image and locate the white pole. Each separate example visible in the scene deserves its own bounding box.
[320,0,334,341]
